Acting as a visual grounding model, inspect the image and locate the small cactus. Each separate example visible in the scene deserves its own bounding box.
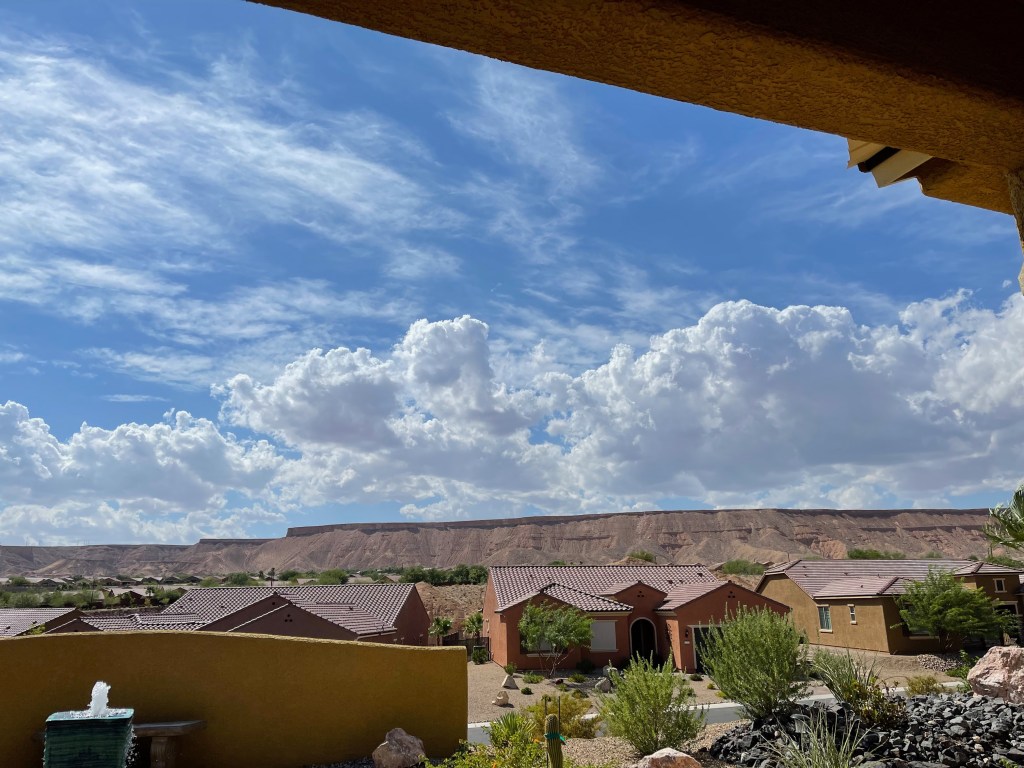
[544,713,563,768]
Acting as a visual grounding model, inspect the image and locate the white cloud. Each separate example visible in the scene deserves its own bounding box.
[450,62,599,194]
[5,293,1024,542]
[0,401,282,543]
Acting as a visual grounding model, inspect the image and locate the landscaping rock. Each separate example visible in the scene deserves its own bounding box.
[633,748,702,768]
[710,693,1024,768]
[595,677,612,693]
[491,690,509,706]
[371,728,424,768]
[968,646,1024,703]
[501,674,518,689]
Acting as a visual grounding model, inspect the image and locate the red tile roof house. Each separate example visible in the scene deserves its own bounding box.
[80,584,430,645]
[757,559,1024,654]
[0,608,89,637]
[483,566,788,673]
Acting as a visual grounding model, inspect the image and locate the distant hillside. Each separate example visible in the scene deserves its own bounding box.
[0,507,994,577]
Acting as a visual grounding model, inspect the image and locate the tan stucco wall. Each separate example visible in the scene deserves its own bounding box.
[0,632,466,768]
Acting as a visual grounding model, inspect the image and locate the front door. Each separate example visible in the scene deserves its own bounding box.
[630,618,657,662]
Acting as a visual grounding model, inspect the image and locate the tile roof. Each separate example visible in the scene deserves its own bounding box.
[160,583,416,634]
[224,599,396,636]
[491,565,718,612]
[658,582,726,611]
[531,584,632,613]
[0,608,79,637]
[761,559,1024,599]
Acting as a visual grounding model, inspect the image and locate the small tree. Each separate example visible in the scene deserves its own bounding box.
[314,569,348,585]
[986,483,1024,552]
[701,607,808,721]
[896,569,1018,652]
[463,611,484,642]
[429,616,453,646]
[517,601,592,677]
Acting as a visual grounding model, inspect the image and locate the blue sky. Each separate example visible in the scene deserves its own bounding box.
[1,1,1023,544]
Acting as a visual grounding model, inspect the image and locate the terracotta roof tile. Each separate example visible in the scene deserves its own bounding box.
[657,582,725,610]
[761,559,1022,599]
[0,608,78,637]
[491,565,717,612]
[529,584,632,613]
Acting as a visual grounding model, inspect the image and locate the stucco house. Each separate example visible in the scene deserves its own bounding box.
[483,565,788,672]
[757,559,1024,654]
[80,584,430,645]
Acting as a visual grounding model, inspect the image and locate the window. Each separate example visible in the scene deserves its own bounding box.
[848,605,857,624]
[817,605,832,632]
[996,579,1006,593]
[590,620,617,651]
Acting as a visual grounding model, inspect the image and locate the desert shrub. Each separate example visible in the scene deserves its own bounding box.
[522,672,544,684]
[572,689,588,699]
[569,672,587,684]
[812,650,905,728]
[504,663,518,675]
[948,650,979,681]
[11,591,40,608]
[627,550,655,562]
[576,658,596,674]
[521,687,533,695]
[721,559,765,576]
[524,694,600,739]
[767,713,867,768]
[598,657,705,755]
[688,673,703,681]
[471,647,489,665]
[314,568,348,585]
[847,549,905,560]
[702,607,808,720]
[224,572,258,586]
[905,675,944,696]
[706,682,715,690]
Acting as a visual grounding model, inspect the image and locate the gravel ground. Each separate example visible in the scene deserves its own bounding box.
[564,723,742,767]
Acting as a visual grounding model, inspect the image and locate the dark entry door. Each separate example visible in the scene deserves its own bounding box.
[630,619,657,661]
[692,627,712,673]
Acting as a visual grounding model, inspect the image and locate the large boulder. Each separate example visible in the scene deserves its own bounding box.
[633,748,702,768]
[372,728,425,768]
[968,646,1024,703]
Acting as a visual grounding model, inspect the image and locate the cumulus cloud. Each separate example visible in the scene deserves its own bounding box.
[6,294,1024,543]
[0,402,282,543]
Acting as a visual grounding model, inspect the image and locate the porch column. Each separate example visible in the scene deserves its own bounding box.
[1009,168,1024,295]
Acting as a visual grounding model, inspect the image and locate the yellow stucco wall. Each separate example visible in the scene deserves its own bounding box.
[0,631,467,768]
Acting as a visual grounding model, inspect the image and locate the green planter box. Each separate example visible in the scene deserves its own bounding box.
[44,709,134,768]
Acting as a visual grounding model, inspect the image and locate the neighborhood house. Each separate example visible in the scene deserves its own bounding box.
[483,565,788,672]
[757,559,1024,654]
[1,584,430,645]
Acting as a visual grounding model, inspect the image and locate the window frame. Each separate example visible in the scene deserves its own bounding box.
[995,578,1006,593]
[848,604,857,625]
[817,605,832,632]
[589,620,618,652]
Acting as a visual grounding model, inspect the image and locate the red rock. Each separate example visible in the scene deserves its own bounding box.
[968,646,1024,703]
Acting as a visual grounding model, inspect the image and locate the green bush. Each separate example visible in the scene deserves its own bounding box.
[948,650,979,680]
[486,711,536,750]
[521,687,533,695]
[847,549,905,560]
[522,672,544,684]
[598,657,705,755]
[314,568,348,585]
[504,663,518,675]
[627,550,655,563]
[905,675,944,696]
[767,713,868,768]
[701,607,808,720]
[569,672,587,684]
[721,559,765,576]
[688,673,703,681]
[812,651,905,728]
[523,694,600,739]
[471,647,489,665]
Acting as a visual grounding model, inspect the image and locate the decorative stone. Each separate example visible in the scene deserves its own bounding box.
[492,690,510,706]
[595,677,612,693]
[372,728,425,768]
[633,748,702,768]
[968,646,1024,703]
[502,674,518,689]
